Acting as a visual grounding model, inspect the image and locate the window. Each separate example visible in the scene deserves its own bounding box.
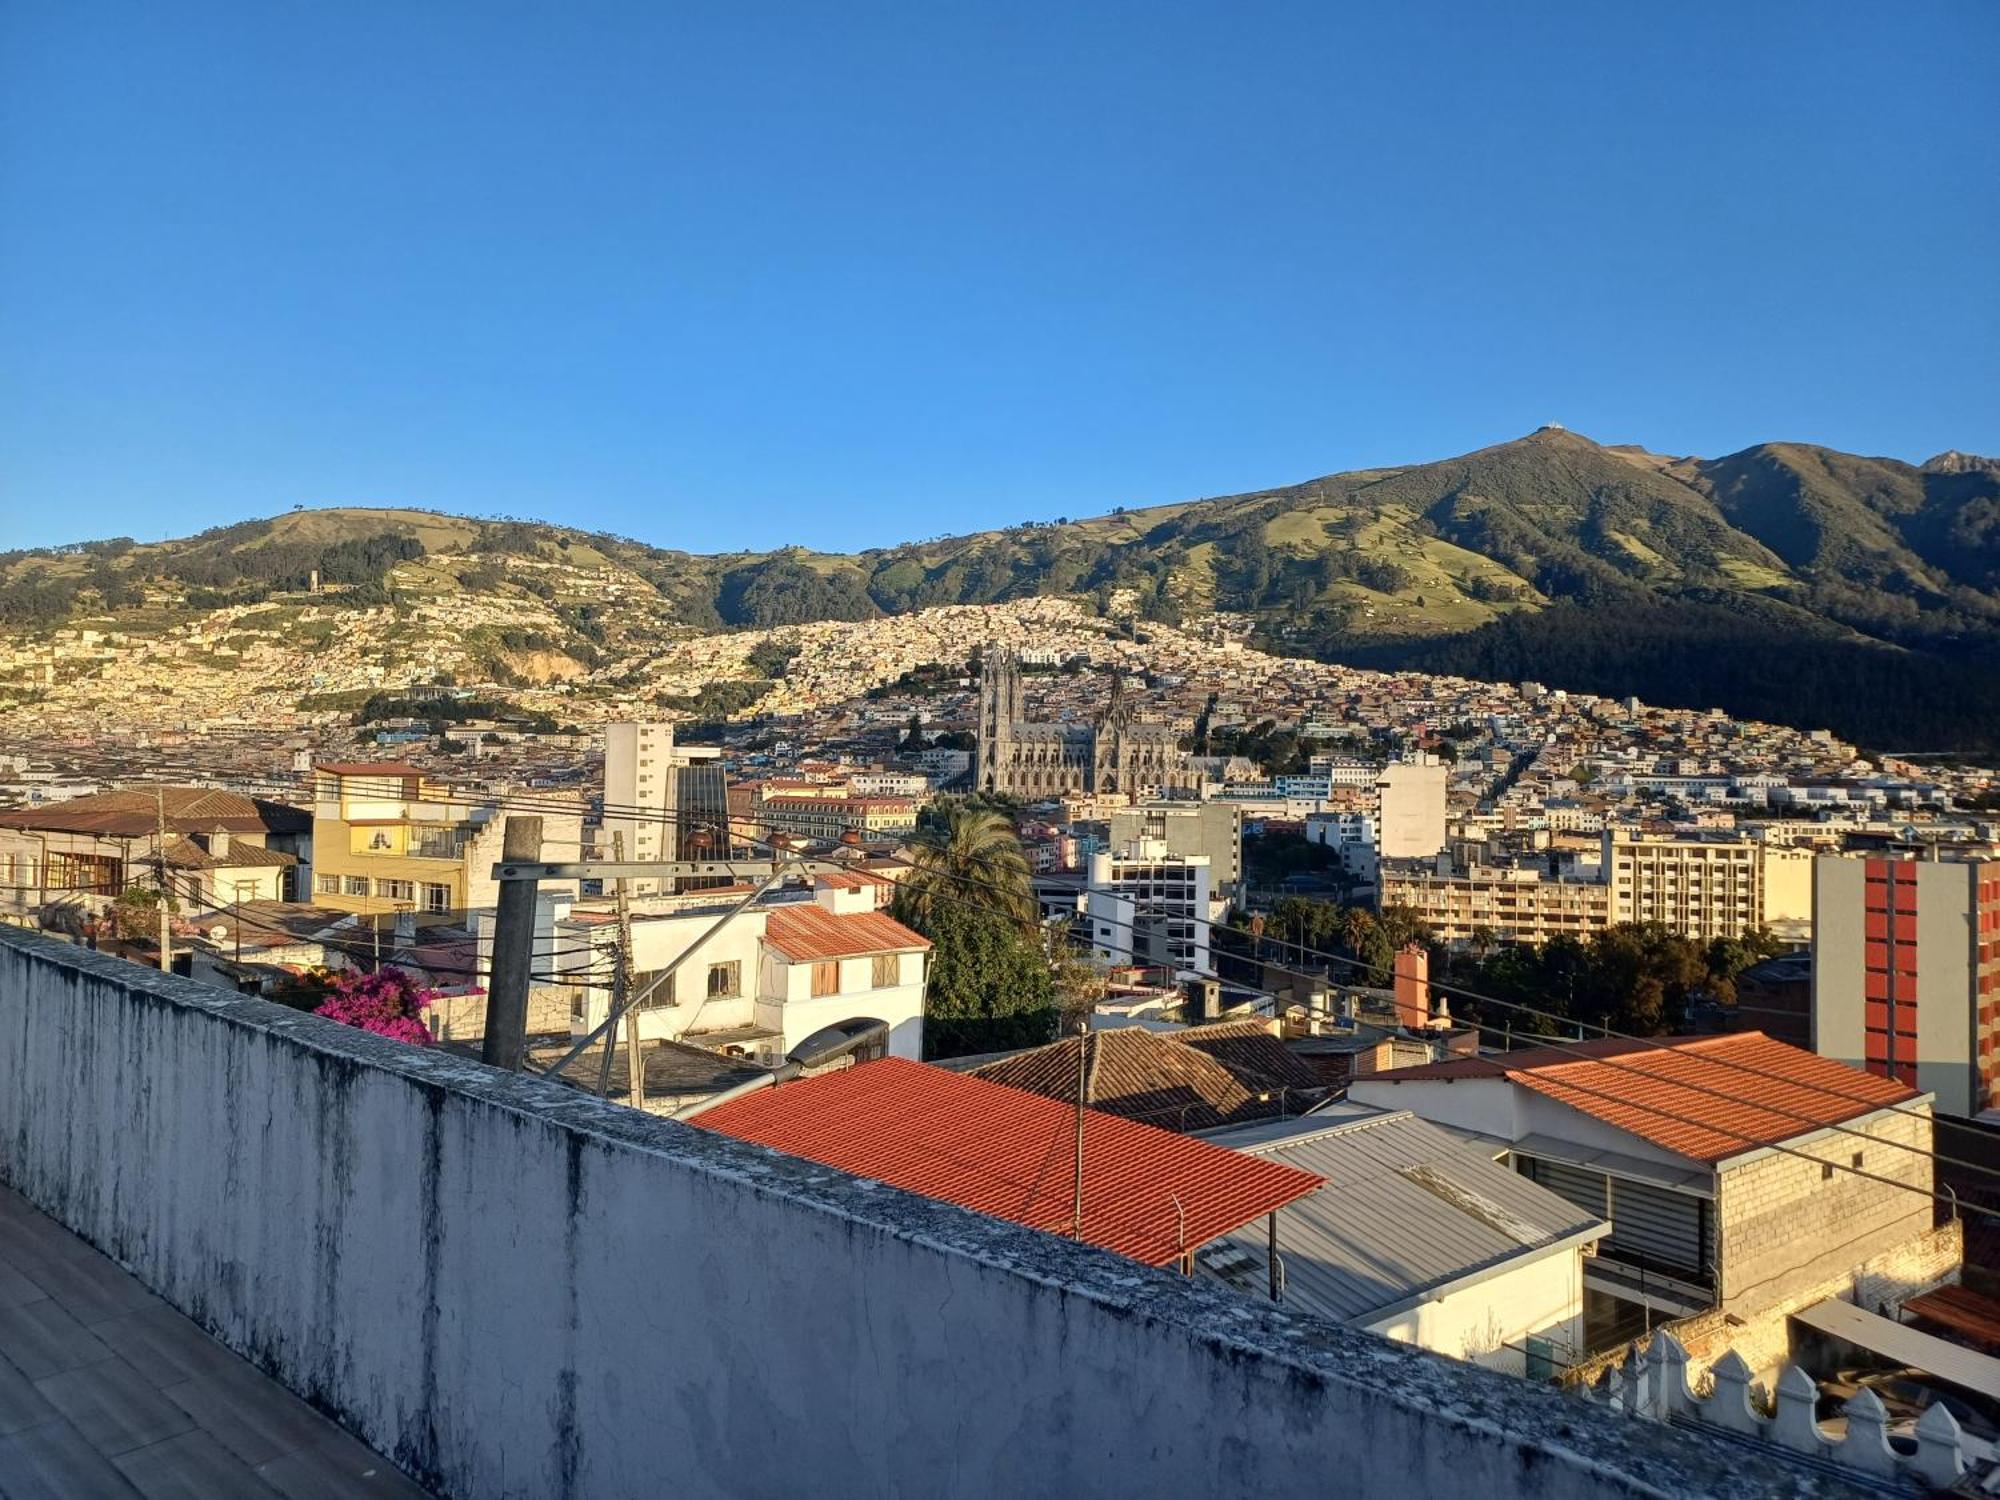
[636,971,676,1009]
[811,960,840,998]
[1851,1152,1864,1170]
[1822,1163,1835,1182]
[316,873,339,895]
[871,953,900,988]
[344,875,369,897]
[421,882,451,914]
[376,878,414,901]
[706,962,741,999]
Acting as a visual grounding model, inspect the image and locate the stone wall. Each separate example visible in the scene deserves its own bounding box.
[0,927,1870,1500]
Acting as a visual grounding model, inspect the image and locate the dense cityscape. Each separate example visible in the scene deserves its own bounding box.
[4,3,1997,1496]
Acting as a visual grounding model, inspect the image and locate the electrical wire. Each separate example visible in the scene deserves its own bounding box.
[40,766,2000,1212]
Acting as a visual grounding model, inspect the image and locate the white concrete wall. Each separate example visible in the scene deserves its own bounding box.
[0,928,1857,1500]
[1365,1246,1585,1377]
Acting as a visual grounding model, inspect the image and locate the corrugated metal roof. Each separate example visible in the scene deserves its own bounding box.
[1904,1284,2000,1351]
[1198,1110,1607,1326]
[1368,1033,1917,1163]
[693,1058,1323,1267]
[760,904,929,962]
[1792,1298,2000,1397]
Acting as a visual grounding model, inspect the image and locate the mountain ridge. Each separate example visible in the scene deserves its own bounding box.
[6,426,2000,748]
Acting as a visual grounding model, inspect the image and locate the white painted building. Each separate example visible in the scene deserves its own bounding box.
[556,877,929,1063]
[1376,756,1448,860]
[1304,811,1379,890]
[1199,1109,1606,1377]
[1085,837,1211,978]
[603,721,727,895]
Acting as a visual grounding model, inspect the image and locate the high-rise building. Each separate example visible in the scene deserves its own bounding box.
[1108,802,1243,896]
[603,722,730,894]
[1603,832,1813,944]
[1084,837,1212,977]
[1813,855,2000,1117]
[1376,757,1447,861]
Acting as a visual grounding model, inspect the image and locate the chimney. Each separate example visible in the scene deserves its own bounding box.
[207,826,230,860]
[1183,976,1219,1022]
[1393,944,1429,1032]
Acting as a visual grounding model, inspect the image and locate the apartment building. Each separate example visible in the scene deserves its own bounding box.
[309,762,581,925]
[754,793,919,844]
[1377,756,1448,860]
[1378,867,1613,945]
[1813,855,2000,1118]
[1085,837,1212,977]
[1603,832,1814,943]
[602,721,730,894]
[1107,802,1243,896]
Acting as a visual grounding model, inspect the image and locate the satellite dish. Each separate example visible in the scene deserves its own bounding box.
[209,925,229,943]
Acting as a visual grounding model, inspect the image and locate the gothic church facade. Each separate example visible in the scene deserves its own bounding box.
[974,648,1195,800]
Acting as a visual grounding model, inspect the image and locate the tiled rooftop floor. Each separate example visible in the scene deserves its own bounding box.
[0,1184,431,1498]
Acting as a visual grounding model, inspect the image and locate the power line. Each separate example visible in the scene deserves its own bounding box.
[75,767,2000,1211]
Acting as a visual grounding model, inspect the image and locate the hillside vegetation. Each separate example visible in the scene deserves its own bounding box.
[6,428,1999,748]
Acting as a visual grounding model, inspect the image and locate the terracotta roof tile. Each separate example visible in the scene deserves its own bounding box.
[1177,1020,1331,1096]
[761,904,929,963]
[971,1028,1319,1133]
[0,788,309,837]
[694,1058,1322,1265]
[1367,1032,1919,1163]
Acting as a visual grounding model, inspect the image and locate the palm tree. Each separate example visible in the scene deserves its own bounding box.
[897,799,1036,932]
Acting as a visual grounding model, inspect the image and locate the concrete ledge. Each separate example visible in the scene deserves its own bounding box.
[0,928,1859,1499]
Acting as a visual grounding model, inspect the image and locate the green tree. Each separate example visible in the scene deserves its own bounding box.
[904,901,1056,1060]
[107,883,176,943]
[899,799,1035,930]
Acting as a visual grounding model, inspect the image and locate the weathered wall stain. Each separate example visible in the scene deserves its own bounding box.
[0,928,1865,1500]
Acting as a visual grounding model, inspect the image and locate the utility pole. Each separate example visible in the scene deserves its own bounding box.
[1071,1021,1089,1241]
[597,832,645,1108]
[482,816,543,1071]
[154,786,172,973]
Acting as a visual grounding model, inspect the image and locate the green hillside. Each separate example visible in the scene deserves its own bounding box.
[6,426,2000,748]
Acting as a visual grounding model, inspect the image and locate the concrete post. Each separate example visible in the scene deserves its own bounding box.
[481,817,542,1071]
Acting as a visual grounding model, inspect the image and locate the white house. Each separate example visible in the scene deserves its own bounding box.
[1199,1108,1608,1378]
[556,876,929,1064]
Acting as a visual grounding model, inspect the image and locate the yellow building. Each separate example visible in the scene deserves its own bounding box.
[310,763,580,925]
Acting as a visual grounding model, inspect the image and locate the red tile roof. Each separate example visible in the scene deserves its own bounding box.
[313,762,426,778]
[0,788,309,837]
[1367,1032,1919,1163]
[970,1028,1314,1133]
[761,904,929,962]
[694,1059,1322,1266]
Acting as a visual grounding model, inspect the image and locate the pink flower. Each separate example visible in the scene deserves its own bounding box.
[312,965,439,1046]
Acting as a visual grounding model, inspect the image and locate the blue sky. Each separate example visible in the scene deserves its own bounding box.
[3,2,1995,553]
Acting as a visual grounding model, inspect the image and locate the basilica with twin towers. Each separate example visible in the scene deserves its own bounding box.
[974,646,1197,800]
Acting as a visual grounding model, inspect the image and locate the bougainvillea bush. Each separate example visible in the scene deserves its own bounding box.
[312,965,437,1045]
